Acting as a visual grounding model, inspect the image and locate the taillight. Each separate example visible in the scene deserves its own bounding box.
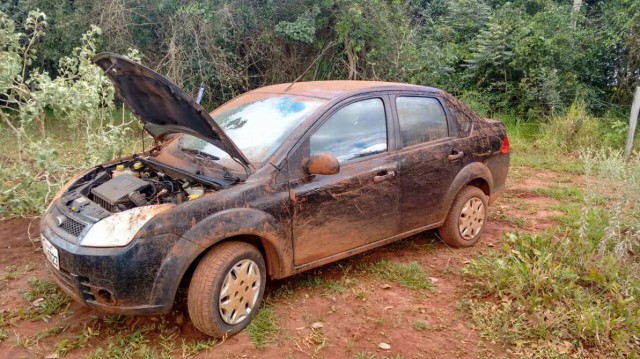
[500,134,510,154]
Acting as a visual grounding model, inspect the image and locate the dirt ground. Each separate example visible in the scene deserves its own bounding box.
[0,165,571,358]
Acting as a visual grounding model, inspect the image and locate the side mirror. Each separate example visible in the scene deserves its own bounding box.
[304,152,340,175]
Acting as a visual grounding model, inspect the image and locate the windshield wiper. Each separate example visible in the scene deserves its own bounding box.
[181,147,220,161]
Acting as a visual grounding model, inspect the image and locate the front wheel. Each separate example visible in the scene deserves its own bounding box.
[438,186,488,248]
[187,241,266,338]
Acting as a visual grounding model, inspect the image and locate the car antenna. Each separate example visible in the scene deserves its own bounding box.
[284,41,334,92]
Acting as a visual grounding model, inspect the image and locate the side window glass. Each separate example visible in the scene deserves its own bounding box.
[396,97,448,147]
[310,98,387,163]
[456,111,473,137]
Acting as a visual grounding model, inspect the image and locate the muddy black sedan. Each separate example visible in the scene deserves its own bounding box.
[40,53,509,337]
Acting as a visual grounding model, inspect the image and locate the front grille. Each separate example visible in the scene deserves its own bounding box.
[60,217,85,237]
[51,207,86,237]
[91,194,116,212]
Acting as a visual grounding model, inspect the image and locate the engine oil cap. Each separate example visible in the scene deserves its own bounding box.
[115,164,125,171]
[132,162,143,170]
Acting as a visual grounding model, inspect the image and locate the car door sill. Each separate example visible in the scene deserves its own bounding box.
[292,221,444,275]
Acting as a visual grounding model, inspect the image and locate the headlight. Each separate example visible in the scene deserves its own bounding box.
[79,204,174,247]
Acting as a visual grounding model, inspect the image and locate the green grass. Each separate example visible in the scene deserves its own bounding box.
[464,232,640,357]
[413,320,429,331]
[55,325,100,356]
[1,265,19,281]
[246,306,278,350]
[362,260,432,290]
[21,277,71,321]
[489,211,527,228]
[87,329,157,359]
[180,338,218,357]
[461,147,640,357]
[532,184,584,202]
[323,280,346,295]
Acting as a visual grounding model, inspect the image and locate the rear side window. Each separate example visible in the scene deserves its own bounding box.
[310,98,387,163]
[396,97,448,147]
[455,110,473,137]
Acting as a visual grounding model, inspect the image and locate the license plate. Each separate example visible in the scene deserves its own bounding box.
[41,236,60,270]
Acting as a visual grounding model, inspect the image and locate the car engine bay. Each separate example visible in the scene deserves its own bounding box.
[59,158,216,220]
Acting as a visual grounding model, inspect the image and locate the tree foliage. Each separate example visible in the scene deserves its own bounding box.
[1,0,639,114]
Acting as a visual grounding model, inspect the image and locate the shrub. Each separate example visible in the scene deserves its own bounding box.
[0,10,139,217]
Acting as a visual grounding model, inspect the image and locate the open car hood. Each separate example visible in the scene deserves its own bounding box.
[92,53,250,166]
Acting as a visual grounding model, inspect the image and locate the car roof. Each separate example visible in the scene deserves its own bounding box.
[249,80,442,99]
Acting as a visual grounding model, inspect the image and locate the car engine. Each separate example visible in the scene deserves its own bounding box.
[59,159,211,218]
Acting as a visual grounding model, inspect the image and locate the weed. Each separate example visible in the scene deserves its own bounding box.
[180,338,217,357]
[301,327,327,356]
[455,299,471,310]
[87,329,154,359]
[157,332,178,358]
[354,351,376,359]
[246,306,278,350]
[364,260,432,290]
[413,320,429,331]
[464,232,640,356]
[532,184,583,203]
[351,286,368,301]
[489,210,527,228]
[13,332,37,349]
[323,280,345,295]
[0,328,7,343]
[55,324,100,356]
[20,277,71,321]
[15,325,68,349]
[1,265,18,280]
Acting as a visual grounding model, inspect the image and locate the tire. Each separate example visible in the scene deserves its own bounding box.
[438,186,488,248]
[187,241,266,338]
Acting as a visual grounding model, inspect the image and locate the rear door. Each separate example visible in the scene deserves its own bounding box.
[288,95,400,266]
[392,93,465,232]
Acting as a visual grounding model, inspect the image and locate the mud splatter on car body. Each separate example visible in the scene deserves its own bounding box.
[40,54,509,316]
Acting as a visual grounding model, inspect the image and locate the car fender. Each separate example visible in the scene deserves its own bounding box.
[440,162,494,222]
[148,207,292,306]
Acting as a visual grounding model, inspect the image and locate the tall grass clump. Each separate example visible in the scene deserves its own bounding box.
[464,149,640,357]
[0,10,140,218]
[536,102,629,155]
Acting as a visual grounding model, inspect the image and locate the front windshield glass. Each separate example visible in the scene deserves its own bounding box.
[179,94,326,164]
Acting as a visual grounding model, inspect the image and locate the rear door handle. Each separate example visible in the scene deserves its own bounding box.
[373,170,395,183]
[448,151,464,161]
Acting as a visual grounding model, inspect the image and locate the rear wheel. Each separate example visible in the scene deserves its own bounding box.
[187,241,266,338]
[438,186,488,248]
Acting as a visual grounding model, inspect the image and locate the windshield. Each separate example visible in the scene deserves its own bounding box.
[179,93,326,164]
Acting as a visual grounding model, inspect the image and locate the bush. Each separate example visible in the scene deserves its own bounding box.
[0,10,139,218]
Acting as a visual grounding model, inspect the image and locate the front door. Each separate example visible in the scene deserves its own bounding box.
[289,97,400,266]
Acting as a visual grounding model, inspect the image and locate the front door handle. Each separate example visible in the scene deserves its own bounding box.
[373,170,396,183]
[448,151,464,161]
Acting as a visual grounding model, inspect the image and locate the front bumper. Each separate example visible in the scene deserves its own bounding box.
[41,221,182,315]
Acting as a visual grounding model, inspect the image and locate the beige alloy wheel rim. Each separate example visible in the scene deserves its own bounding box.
[458,197,485,240]
[219,259,261,325]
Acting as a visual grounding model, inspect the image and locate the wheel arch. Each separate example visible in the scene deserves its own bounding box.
[149,208,292,308]
[441,162,493,222]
